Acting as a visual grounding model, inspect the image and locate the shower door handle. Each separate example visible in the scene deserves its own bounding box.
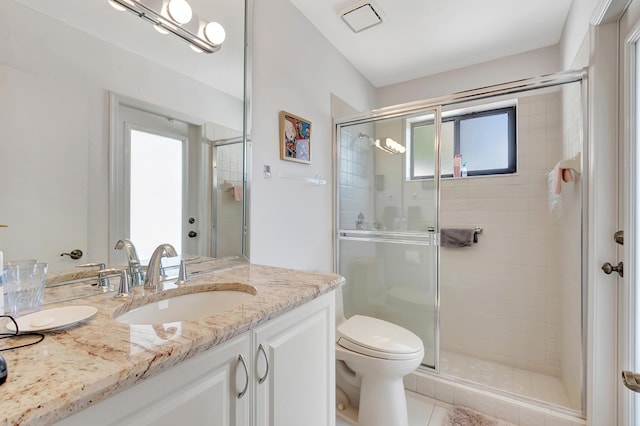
[614,230,624,245]
[622,371,640,392]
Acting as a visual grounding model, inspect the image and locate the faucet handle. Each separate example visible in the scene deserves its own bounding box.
[77,262,110,287]
[176,260,189,286]
[144,243,179,290]
[114,269,132,298]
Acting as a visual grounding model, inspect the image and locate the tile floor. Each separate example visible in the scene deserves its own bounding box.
[440,351,573,409]
[336,390,516,426]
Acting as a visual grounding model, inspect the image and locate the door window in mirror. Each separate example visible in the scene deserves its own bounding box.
[129,129,185,259]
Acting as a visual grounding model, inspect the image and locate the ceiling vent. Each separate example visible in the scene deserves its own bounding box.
[340,2,382,33]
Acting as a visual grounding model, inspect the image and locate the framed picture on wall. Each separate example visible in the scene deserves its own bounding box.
[279,111,311,164]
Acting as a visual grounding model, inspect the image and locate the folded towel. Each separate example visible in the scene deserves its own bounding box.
[230,185,243,201]
[552,166,574,195]
[441,228,475,248]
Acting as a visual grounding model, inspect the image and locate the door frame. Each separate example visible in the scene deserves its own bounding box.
[618,3,640,424]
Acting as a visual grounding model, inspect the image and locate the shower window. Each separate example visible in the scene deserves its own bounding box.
[409,106,517,179]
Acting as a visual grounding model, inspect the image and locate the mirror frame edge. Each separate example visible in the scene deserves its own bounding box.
[242,0,253,260]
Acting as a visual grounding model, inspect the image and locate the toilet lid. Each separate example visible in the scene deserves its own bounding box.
[336,315,424,360]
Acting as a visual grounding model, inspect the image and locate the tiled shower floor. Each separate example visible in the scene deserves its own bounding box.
[440,351,573,409]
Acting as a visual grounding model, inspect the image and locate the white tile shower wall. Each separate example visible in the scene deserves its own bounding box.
[338,124,382,318]
[439,90,569,381]
[339,125,375,230]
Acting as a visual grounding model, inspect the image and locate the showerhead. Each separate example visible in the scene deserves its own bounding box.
[357,132,374,145]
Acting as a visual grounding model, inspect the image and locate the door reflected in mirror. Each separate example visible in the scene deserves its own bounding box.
[111,99,243,261]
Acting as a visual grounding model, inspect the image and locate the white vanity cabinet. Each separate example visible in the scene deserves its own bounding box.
[56,291,335,426]
[57,332,252,426]
[252,292,335,426]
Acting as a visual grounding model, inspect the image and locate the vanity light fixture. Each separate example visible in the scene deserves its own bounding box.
[167,0,192,24]
[108,0,225,54]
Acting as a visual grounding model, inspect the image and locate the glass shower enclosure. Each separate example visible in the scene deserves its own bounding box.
[335,108,441,367]
[334,70,587,413]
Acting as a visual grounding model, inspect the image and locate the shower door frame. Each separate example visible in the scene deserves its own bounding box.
[210,136,245,258]
[333,69,589,413]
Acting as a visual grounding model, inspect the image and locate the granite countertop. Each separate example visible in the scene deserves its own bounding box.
[0,257,344,425]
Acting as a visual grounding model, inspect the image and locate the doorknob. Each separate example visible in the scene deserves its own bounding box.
[622,371,640,392]
[60,249,83,260]
[188,231,198,238]
[602,261,623,277]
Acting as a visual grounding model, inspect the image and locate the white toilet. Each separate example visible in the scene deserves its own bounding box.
[335,290,424,426]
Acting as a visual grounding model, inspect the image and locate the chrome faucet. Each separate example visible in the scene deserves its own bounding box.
[144,243,178,290]
[114,238,144,286]
[76,264,130,296]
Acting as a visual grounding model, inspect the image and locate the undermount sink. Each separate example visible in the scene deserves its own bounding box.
[115,290,256,325]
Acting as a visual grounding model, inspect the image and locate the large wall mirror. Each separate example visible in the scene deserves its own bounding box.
[0,0,250,271]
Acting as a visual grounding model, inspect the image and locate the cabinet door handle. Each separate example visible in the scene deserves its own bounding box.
[258,343,269,384]
[237,354,249,399]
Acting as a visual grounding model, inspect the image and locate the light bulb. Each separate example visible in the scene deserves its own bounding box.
[167,0,192,24]
[108,0,127,12]
[204,22,226,45]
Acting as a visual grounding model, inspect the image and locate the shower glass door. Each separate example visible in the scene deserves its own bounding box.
[336,108,440,367]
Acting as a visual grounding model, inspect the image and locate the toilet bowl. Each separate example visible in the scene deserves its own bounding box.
[335,314,424,426]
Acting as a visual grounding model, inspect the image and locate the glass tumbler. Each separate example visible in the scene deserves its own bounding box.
[4,260,48,317]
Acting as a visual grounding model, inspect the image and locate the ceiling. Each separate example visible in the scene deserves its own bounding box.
[13,0,575,94]
[288,0,575,87]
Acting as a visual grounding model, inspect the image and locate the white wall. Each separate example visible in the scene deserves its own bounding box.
[249,0,376,272]
[376,45,561,108]
[560,0,601,69]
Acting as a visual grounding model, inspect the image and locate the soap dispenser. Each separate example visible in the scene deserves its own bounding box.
[453,154,461,177]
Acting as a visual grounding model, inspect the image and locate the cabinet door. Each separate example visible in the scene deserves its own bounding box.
[57,332,251,426]
[253,292,335,426]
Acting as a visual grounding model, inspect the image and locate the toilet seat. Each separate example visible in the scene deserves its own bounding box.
[337,315,423,360]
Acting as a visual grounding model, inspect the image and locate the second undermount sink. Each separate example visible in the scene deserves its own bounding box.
[115,290,256,325]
